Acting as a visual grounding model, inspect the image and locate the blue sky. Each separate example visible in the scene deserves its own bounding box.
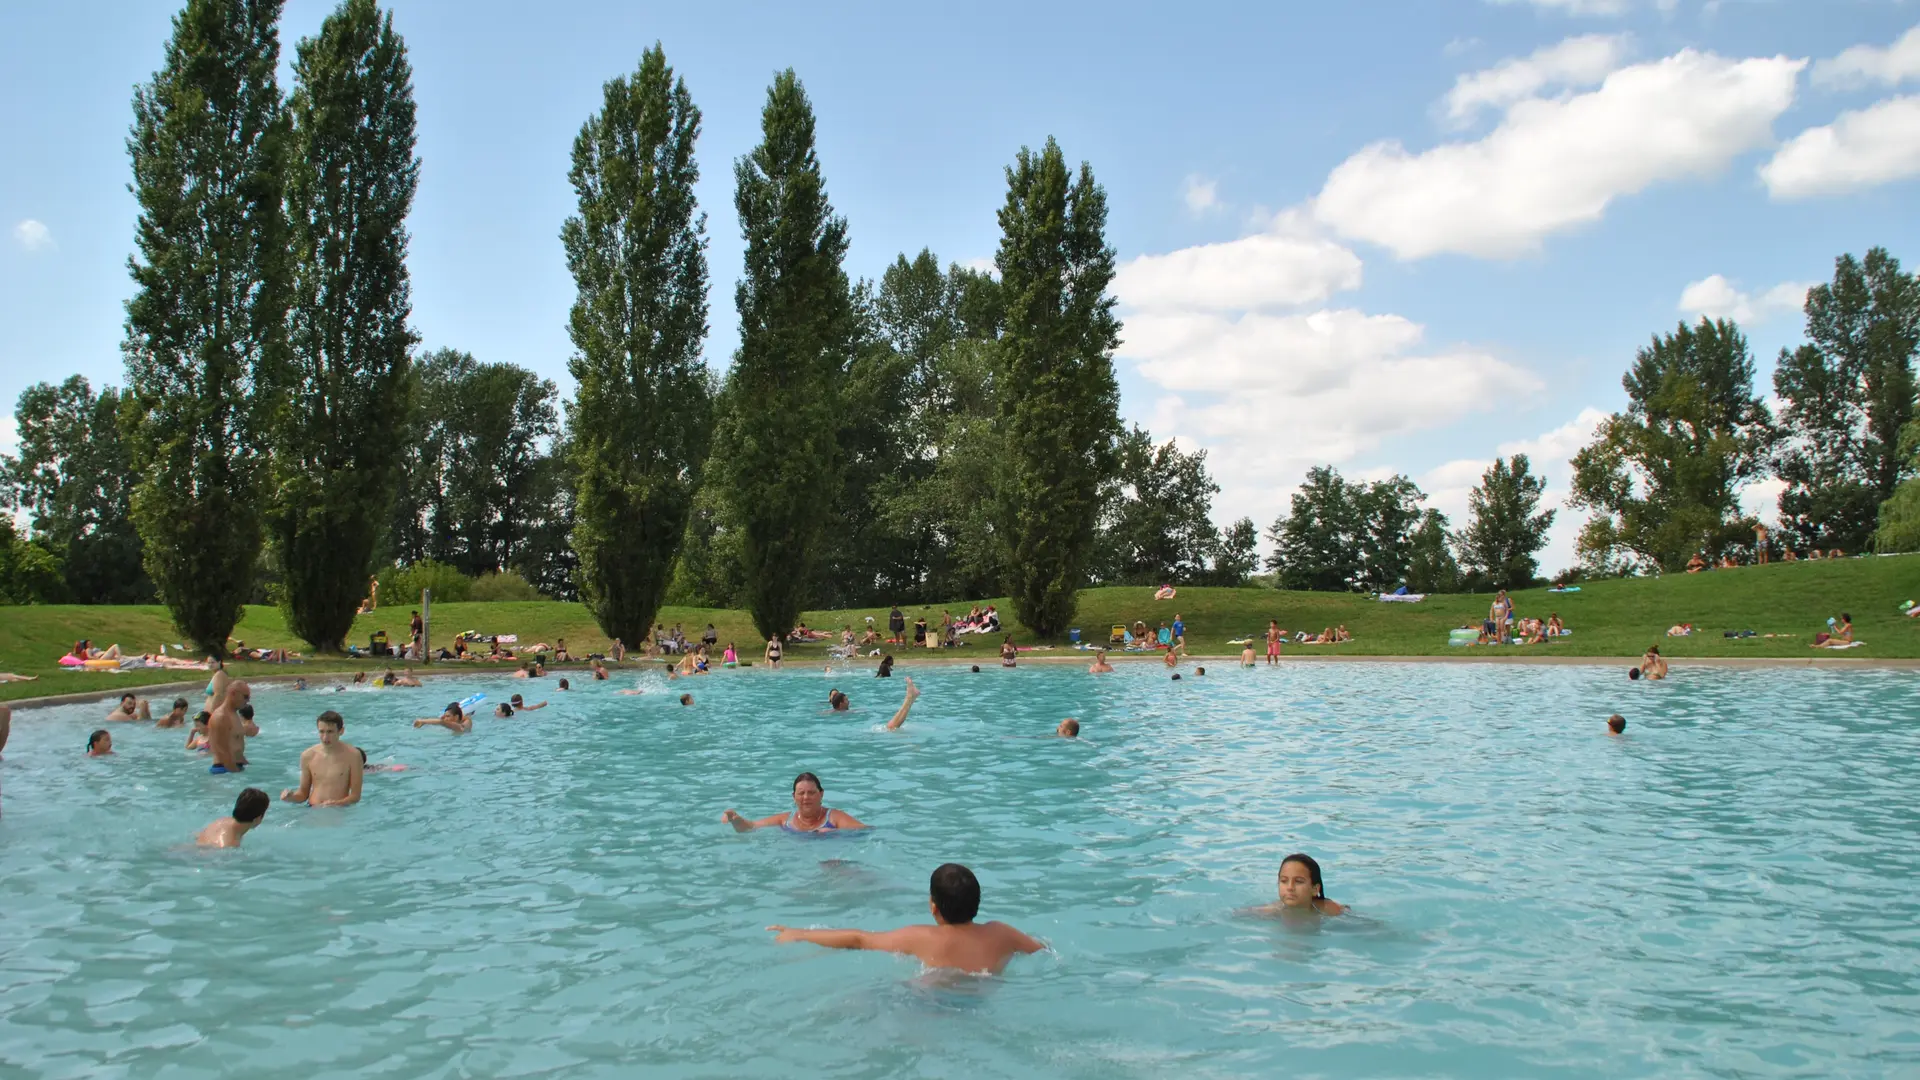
[3,0,1918,573]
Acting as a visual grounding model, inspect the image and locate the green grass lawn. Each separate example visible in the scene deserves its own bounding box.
[7,555,1920,703]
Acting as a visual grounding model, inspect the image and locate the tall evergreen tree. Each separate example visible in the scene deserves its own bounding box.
[1458,454,1554,590]
[713,70,852,639]
[1570,319,1774,573]
[994,137,1122,635]
[1405,509,1461,594]
[1773,248,1920,552]
[122,0,291,655]
[563,45,712,643]
[269,0,419,651]
[4,377,152,603]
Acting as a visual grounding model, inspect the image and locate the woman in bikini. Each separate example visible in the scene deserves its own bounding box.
[722,772,868,833]
[765,635,783,669]
[1000,636,1018,668]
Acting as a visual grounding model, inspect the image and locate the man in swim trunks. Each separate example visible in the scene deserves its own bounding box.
[1241,643,1256,667]
[207,681,251,773]
[1088,649,1113,673]
[280,710,363,807]
[413,702,472,734]
[767,863,1044,974]
[723,771,869,832]
[1266,620,1282,666]
[104,694,150,722]
[197,787,270,847]
[156,697,190,728]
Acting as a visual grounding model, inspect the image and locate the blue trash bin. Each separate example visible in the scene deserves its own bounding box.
[1069,628,1081,643]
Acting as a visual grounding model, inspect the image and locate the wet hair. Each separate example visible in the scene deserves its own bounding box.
[828,690,849,711]
[557,678,570,690]
[172,698,189,710]
[233,787,270,823]
[88,729,109,751]
[970,665,980,673]
[119,693,136,705]
[1628,667,1641,680]
[1608,714,1626,734]
[1060,718,1080,737]
[1171,673,1182,681]
[930,863,982,924]
[192,711,210,727]
[678,693,693,706]
[510,694,526,705]
[495,703,514,717]
[1280,853,1328,900]
[238,704,255,720]
[317,710,344,731]
[1195,667,1206,676]
[445,702,463,716]
[792,771,823,794]
[357,746,368,765]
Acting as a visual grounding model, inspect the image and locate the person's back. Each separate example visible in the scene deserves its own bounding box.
[768,862,1042,975]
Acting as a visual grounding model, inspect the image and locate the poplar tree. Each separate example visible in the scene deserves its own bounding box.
[993,137,1121,635]
[270,0,419,651]
[1459,455,1554,590]
[715,70,852,639]
[563,45,711,644]
[122,0,290,655]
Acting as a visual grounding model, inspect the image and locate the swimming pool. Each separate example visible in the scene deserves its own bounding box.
[2,661,1916,1077]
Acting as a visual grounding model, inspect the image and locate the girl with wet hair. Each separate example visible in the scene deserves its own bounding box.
[1275,853,1346,915]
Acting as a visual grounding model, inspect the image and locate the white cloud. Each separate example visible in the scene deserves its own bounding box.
[1183,174,1221,214]
[1422,407,1611,575]
[1677,274,1812,324]
[0,415,18,457]
[1760,95,1920,199]
[960,256,997,278]
[1487,0,1633,15]
[1443,34,1632,127]
[1314,49,1805,259]
[12,219,52,252]
[1811,24,1920,89]
[1112,230,1364,312]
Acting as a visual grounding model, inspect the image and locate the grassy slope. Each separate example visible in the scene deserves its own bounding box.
[6,555,1919,702]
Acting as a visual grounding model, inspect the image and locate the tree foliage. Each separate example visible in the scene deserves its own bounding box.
[3,377,151,603]
[1459,454,1554,590]
[1093,426,1241,586]
[1264,466,1427,592]
[269,0,419,651]
[1570,319,1774,574]
[122,0,291,655]
[1773,248,1920,552]
[563,44,712,643]
[0,518,67,605]
[712,70,853,639]
[993,137,1122,635]
[1405,509,1461,594]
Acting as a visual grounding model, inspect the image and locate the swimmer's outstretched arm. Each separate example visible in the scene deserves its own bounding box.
[722,809,788,832]
[885,678,921,731]
[768,925,919,955]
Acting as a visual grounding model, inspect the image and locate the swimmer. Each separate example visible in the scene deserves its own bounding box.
[196,787,269,848]
[679,693,693,706]
[390,669,422,687]
[1170,673,1182,681]
[885,677,921,731]
[1088,649,1113,674]
[828,689,850,712]
[723,771,868,833]
[357,747,408,773]
[87,729,114,756]
[238,703,260,738]
[413,701,472,734]
[1163,648,1177,669]
[557,678,571,691]
[509,694,547,711]
[1254,853,1347,916]
[1000,636,1017,668]
[592,661,609,681]
[156,697,190,728]
[970,665,980,673]
[1241,644,1255,667]
[104,694,149,722]
[293,678,308,690]
[1195,666,1206,677]
[186,712,211,751]
[207,681,251,773]
[1608,714,1626,735]
[1057,717,1080,738]
[279,710,362,807]
[495,703,515,717]
[767,863,1044,975]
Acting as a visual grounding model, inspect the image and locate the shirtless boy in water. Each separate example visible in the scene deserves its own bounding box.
[207,682,251,773]
[280,711,363,807]
[197,788,269,848]
[414,702,472,734]
[768,863,1044,974]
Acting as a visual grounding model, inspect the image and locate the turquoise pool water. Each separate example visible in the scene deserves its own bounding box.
[2,661,1917,1078]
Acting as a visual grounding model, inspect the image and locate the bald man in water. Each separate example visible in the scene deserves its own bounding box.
[207,680,251,773]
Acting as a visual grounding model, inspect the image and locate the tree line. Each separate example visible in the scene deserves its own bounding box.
[4,0,1917,642]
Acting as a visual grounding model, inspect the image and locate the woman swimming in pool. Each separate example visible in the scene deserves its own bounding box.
[1258,853,1346,916]
[721,771,868,833]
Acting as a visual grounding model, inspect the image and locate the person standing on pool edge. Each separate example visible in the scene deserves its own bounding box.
[1266,620,1282,666]
[767,863,1045,974]
[765,634,783,669]
[723,771,869,833]
[280,711,363,807]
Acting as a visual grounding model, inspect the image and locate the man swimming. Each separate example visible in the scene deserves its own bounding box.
[724,771,869,833]
[155,697,190,728]
[1608,714,1626,735]
[679,693,693,706]
[828,689,850,711]
[207,681,251,773]
[1057,717,1080,738]
[104,694,149,722]
[1088,649,1113,674]
[280,710,363,807]
[196,787,269,848]
[1253,853,1347,916]
[767,863,1044,974]
[413,701,472,734]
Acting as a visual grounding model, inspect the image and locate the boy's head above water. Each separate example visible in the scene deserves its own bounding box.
[1608,714,1626,735]
[929,862,981,925]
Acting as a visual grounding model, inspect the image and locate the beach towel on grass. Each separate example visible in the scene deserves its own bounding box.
[1378,593,1426,603]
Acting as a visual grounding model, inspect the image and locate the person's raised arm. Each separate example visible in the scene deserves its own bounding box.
[281,753,314,803]
[723,809,787,833]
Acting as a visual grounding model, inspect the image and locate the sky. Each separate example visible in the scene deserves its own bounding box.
[3,0,1919,575]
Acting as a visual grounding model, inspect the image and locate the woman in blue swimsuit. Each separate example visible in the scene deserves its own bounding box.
[722,771,868,833]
